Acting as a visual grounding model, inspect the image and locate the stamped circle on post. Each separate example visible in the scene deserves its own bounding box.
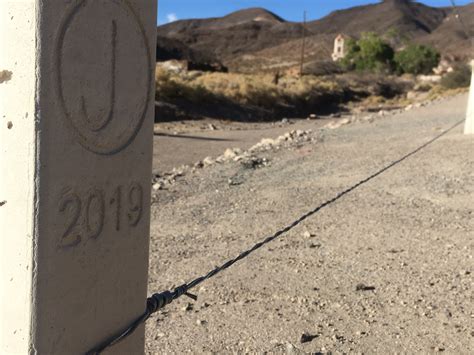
[55,0,152,155]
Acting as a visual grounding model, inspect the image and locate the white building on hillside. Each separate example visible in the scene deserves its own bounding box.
[332,34,347,61]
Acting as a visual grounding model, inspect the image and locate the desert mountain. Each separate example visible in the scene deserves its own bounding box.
[157,8,305,62]
[157,0,473,72]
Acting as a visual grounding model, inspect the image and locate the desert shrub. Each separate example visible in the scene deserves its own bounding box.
[155,67,215,103]
[394,44,440,75]
[156,68,414,114]
[440,64,472,89]
[341,33,395,73]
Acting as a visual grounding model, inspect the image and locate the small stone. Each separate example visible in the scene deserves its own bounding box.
[194,161,204,169]
[355,283,376,291]
[286,343,296,353]
[196,319,207,325]
[208,123,216,130]
[281,118,289,124]
[300,332,317,344]
[309,114,318,119]
[152,182,163,191]
[260,138,277,147]
[303,231,312,238]
[223,148,242,160]
[181,303,193,312]
[203,156,214,165]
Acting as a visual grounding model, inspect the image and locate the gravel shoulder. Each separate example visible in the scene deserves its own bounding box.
[146,93,473,354]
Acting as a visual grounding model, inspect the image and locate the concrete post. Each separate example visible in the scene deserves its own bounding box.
[1,1,157,353]
[465,60,474,135]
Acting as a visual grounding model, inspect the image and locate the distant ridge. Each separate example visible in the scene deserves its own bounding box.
[157,1,474,72]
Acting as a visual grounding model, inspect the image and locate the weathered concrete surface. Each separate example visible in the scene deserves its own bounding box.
[464,60,474,135]
[1,0,156,353]
[0,2,36,354]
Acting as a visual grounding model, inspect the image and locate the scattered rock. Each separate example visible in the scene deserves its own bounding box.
[151,128,313,193]
[355,284,376,291]
[181,303,193,312]
[196,319,207,326]
[281,118,289,124]
[300,332,318,344]
[152,182,163,191]
[325,118,350,130]
[194,161,204,169]
[240,156,269,169]
[208,123,217,130]
[0,201,6,207]
[203,156,215,165]
[228,176,244,186]
[223,148,242,160]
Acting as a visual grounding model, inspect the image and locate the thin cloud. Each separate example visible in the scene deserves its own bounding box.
[166,13,178,23]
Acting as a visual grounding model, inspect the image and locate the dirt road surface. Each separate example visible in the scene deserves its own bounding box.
[146,94,473,354]
[153,119,328,174]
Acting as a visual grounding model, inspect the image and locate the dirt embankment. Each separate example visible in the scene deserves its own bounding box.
[155,71,414,123]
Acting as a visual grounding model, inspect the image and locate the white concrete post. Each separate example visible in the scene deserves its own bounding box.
[464,60,474,135]
[1,1,157,353]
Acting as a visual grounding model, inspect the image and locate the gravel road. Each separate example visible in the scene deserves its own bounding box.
[146,93,473,354]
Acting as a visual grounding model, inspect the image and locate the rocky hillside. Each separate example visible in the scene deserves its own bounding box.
[156,35,227,71]
[157,0,473,72]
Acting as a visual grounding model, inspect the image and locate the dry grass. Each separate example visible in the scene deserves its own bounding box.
[427,85,468,101]
[155,68,343,108]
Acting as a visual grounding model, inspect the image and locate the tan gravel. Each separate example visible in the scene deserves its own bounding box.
[146,93,473,354]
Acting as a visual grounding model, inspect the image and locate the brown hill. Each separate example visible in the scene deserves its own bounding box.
[422,3,474,59]
[306,0,448,37]
[157,1,473,72]
[157,8,305,61]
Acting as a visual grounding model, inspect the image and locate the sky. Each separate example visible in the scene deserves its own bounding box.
[158,0,472,25]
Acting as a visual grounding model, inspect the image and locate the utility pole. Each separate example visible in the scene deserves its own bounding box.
[300,10,307,77]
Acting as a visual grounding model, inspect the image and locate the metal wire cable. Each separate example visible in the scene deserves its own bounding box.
[86,119,465,355]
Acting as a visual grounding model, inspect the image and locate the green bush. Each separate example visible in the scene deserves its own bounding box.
[440,64,472,89]
[394,44,440,75]
[341,33,394,73]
